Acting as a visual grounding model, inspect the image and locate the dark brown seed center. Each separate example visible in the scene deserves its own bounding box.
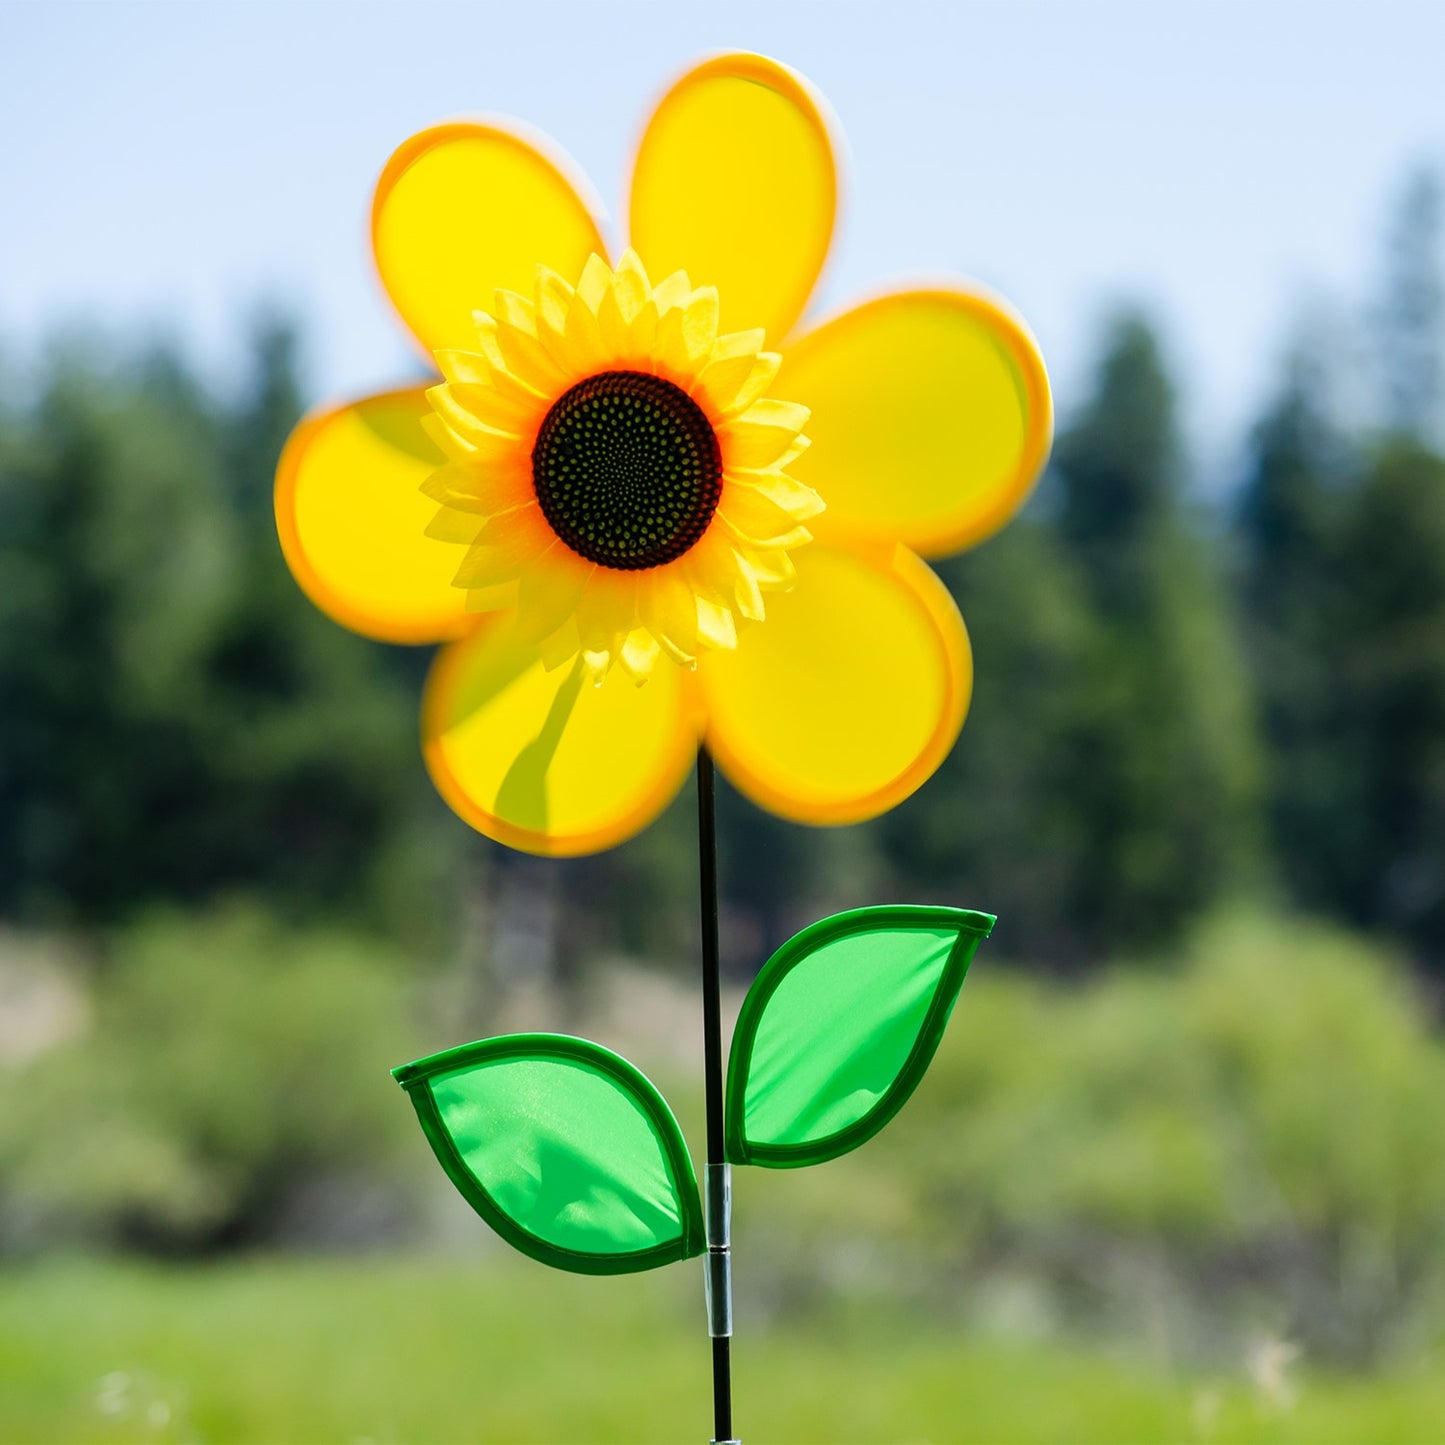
[531,370,723,570]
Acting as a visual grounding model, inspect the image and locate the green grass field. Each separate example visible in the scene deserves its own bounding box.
[2,1256,1444,1444]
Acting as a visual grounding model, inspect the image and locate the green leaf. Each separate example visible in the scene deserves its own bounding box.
[393,1034,704,1274]
[726,905,995,1168]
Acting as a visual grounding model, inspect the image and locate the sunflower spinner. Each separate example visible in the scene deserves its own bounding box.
[274,51,1050,1444]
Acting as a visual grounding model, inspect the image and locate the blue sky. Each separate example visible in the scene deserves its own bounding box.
[3,1,1443,460]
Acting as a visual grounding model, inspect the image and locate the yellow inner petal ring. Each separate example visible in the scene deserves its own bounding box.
[420,250,820,679]
[531,370,723,570]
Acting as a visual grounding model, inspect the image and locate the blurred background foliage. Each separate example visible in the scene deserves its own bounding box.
[3,165,1445,1441]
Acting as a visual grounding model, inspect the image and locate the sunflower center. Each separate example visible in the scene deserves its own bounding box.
[531,370,723,570]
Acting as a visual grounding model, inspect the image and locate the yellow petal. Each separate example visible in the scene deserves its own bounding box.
[500,284,578,392]
[515,541,595,642]
[728,548,766,622]
[533,270,573,338]
[727,467,825,521]
[440,378,549,436]
[466,582,518,614]
[653,270,693,313]
[695,339,780,419]
[538,616,581,671]
[691,329,763,414]
[562,257,614,374]
[696,595,738,650]
[629,53,838,342]
[419,458,531,515]
[437,348,547,402]
[618,628,662,684]
[784,287,1053,557]
[596,289,632,358]
[639,563,700,665]
[373,122,607,355]
[480,306,572,396]
[715,487,814,549]
[718,399,810,469]
[422,391,526,463]
[700,544,970,824]
[434,349,505,389]
[655,286,720,378]
[682,525,746,609]
[275,388,474,643]
[453,505,553,588]
[494,289,539,333]
[611,250,652,323]
[574,567,638,662]
[736,543,797,592]
[424,506,489,544]
[576,253,613,312]
[423,620,701,855]
[626,296,661,362]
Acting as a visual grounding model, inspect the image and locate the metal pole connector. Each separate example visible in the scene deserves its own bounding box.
[703,1162,732,1340]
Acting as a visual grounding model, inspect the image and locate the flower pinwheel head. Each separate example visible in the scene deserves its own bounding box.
[275,53,1052,857]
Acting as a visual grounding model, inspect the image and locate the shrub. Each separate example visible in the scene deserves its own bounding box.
[753,911,1445,1361]
[0,906,422,1252]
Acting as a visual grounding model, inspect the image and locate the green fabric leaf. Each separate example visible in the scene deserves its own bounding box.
[393,1034,704,1274]
[726,905,995,1168]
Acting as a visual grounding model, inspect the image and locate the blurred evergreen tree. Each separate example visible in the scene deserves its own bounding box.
[198,314,458,934]
[1236,325,1356,915]
[1047,311,1259,956]
[1234,172,1445,971]
[1320,165,1445,967]
[0,343,234,918]
[1376,166,1444,445]
[1335,440,1445,965]
[0,326,460,937]
[714,772,822,967]
[224,311,304,525]
[877,313,1259,965]
[877,516,1101,965]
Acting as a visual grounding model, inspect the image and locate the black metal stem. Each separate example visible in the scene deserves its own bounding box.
[710,1337,733,1441]
[696,747,733,1443]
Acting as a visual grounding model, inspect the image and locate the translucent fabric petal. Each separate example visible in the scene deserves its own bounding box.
[423,617,702,855]
[393,1035,705,1274]
[784,288,1052,557]
[373,123,608,356]
[628,54,837,344]
[275,389,475,643]
[725,906,991,1168]
[699,545,971,824]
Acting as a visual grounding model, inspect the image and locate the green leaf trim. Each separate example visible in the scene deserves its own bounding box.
[725,905,995,1169]
[393,1033,705,1275]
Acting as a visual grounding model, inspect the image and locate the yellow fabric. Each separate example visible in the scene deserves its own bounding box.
[699,545,971,824]
[784,289,1053,557]
[372,123,607,356]
[423,620,702,856]
[629,54,837,344]
[275,389,474,643]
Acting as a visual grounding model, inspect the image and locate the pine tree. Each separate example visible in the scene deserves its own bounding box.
[1316,166,1445,968]
[1048,311,1259,955]
[225,309,305,524]
[1335,443,1445,964]
[877,515,1101,966]
[1376,167,1444,444]
[1236,324,1356,914]
[0,328,459,936]
[197,318,453,934]
[0,343,235,918]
